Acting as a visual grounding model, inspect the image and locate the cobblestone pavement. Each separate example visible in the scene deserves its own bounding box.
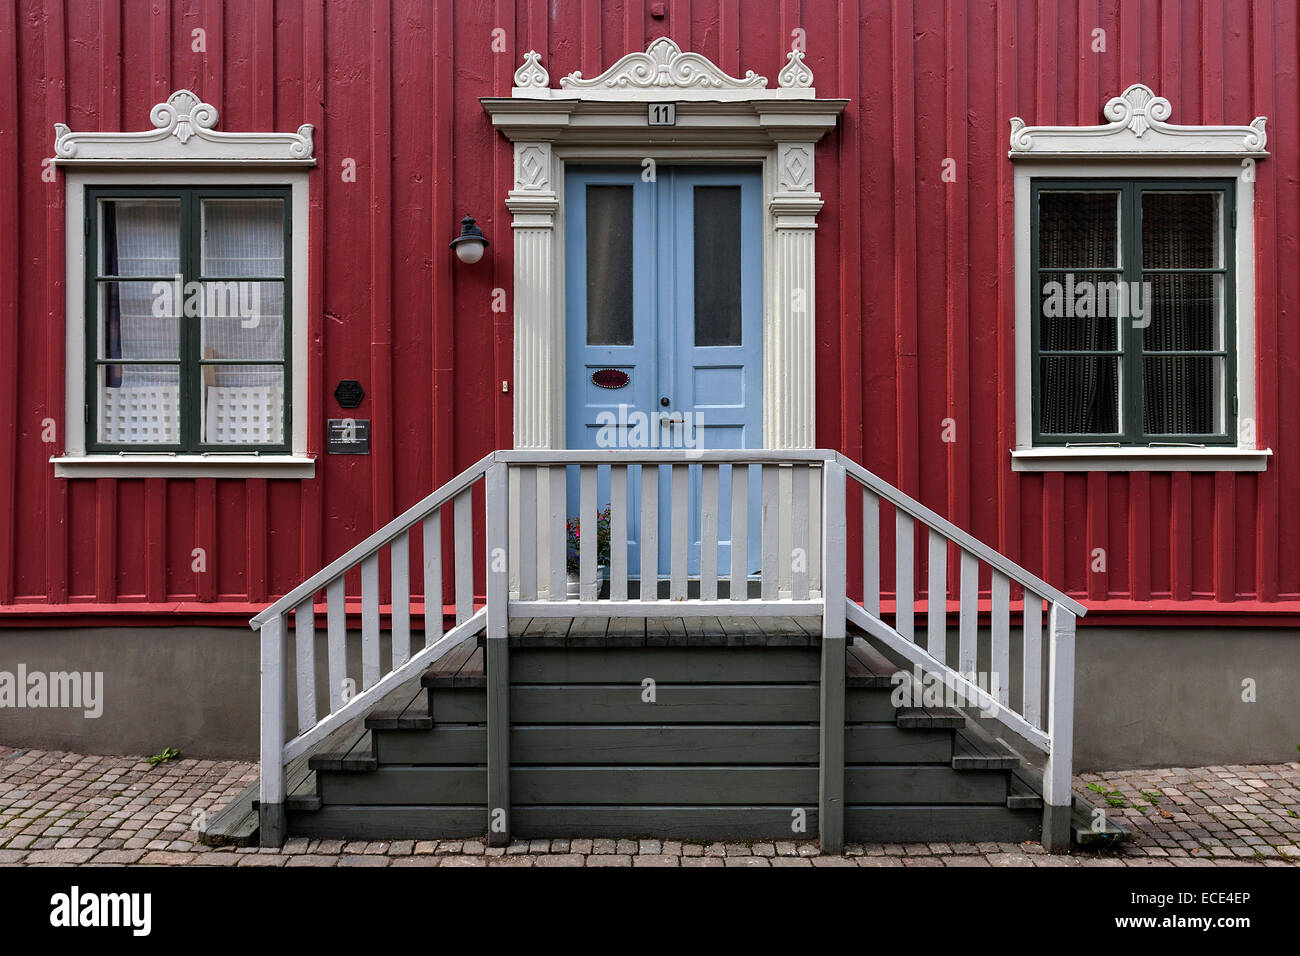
[1,746,1297,867]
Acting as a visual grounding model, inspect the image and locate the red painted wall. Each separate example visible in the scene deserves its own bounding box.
[0,0,1296,625]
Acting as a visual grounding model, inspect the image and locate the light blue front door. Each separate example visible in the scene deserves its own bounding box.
[565,166,763,582]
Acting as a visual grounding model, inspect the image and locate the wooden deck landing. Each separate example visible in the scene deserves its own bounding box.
[494,615,824,648]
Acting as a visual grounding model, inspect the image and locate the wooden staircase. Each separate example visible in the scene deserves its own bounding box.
[280,618,1080,844]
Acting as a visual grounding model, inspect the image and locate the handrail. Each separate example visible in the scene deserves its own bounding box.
[497,448,838,464]
[250,451,495,627]
[835,452,1087,617]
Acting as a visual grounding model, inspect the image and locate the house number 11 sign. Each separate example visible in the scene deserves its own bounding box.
[648,103,676,126]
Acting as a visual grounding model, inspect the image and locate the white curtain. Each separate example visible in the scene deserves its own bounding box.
[102,198,285,445]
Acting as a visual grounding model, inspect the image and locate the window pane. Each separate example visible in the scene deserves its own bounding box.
[1144,356,1222,435]
[1039,356,1119,434]
[1038,191,1119,269]
[100,199,180,276]
[1142,273,1223,352]
[586,186,634,346]
[97,364,180,445]
[1037,270,1121,351]
[1142,191,1221,269]
[199,281,285,361]
[200,364,285,445]
[99,281,179,360]
[201,199,285,278]
[694,186,743,347]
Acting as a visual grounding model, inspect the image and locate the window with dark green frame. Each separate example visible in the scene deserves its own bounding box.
[85,185,292,453]
[1031,178,1235,446]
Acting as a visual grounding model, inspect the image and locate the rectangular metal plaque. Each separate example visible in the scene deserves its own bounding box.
[648,102,676,126]
[327,418,370,455]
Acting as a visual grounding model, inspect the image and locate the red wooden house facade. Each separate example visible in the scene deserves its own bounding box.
[1,0,1296,772]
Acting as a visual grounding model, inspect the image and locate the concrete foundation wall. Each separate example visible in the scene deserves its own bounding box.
[0,624,1296,768]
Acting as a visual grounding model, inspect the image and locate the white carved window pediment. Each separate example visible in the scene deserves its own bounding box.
[1009,83,1267,158]
[512,37,817,100]
[53,89,315,165]
[1008,84,1272,472]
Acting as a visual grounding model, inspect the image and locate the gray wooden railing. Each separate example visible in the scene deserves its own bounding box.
[252,448,1085,851]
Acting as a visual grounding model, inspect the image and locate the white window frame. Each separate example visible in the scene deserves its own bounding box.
[50,90,315,478]
[1008,84,1272,473]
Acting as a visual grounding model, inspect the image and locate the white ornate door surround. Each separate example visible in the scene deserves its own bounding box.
[482,38,847,451]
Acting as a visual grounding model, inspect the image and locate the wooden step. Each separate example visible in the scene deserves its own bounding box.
[845,639,900,688]
[308,729,377,772]
[421,637,485,688]
[374,723,953,765]
[490,616,822,649]
[1006,771,1044,809]
[1072,799,1134,845]
[896,706,966,729]
[314,763,1014,808]
[951,722,1023,770]
[846,805,1040,843]
[308,751,377,772]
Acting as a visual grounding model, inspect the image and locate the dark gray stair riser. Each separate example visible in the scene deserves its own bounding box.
[317,764,1015,807]
[845,806,1042,843]
[287,804,1041,843]
[507,647,822,683]
[429,685,898,724]
[373,724,953,765]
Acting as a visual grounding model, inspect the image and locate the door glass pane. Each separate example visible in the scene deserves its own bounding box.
[1039,356,1119,434]
[99,198,181,276]
[585,185,634,346]
[694,186,743,347]
[1038,191,1119,268]
[201,199,285,277]
[1142,191,1221,269]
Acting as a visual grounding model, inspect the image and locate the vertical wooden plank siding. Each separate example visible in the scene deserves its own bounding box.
[1,1,1297,623]
[0,0,18,605]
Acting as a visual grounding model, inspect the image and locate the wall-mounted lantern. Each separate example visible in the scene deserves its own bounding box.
[449,214,489,264]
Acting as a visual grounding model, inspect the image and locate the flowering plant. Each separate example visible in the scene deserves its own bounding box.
[566,505,611,575]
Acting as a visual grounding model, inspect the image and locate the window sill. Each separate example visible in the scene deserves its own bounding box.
[51,454,316,479]
[1010,446,1271,473]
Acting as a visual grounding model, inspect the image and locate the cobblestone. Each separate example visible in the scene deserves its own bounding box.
[1,747,1296,867]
